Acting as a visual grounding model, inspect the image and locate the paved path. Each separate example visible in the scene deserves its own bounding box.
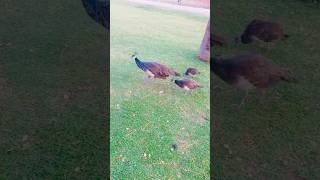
[128,0,210,17]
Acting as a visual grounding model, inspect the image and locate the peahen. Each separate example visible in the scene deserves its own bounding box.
[131,54,181,80]
[239,19,289,44]
[211,53,296,105]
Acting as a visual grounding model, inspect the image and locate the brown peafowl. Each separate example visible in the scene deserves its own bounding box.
[211,53,296,106]
[131,54,181,80]
[239,19,289,44]
[174,79,202,91]
[185,67,200,76]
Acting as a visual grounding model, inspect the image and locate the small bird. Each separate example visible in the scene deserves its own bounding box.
[239,19,289,44]
[211,53,296,105]
[211,33,228,47]
[174,79,202,90]
[131,54,181,80]
[185,67,200,76]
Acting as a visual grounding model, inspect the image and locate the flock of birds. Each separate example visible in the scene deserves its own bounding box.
[80,0,297,103]
[131,19,296,105]
[81,2,296,104]
[131,53,202,90]
[211,19,296,105]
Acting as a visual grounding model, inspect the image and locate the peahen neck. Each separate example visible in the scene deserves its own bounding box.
[134,57,140,63]
[134,57,141,65]
[133,56,146,71]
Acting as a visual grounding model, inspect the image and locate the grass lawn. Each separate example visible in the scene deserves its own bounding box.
[151,0,210,9]
[213,0,320,179]
[0,0,108,178]
[110,1,210,179]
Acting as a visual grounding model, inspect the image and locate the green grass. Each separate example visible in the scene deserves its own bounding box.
[213,0,320,179]
[110,1,210,179]
[0,0,108,178]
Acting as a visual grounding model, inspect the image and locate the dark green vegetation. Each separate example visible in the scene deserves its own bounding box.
[0,0,108,178]
[110,1,210,179]
[213,0,320,179]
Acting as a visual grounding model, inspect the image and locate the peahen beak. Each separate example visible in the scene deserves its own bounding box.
[129,51,138,60]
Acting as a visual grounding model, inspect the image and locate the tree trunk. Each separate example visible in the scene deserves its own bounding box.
[198,18,210,62]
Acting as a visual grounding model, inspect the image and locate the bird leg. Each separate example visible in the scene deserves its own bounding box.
[143,77,148,84]
[183,90,189,95]
[143,76,152,84]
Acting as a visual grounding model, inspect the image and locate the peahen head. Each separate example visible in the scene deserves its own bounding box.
[130,51,138,61]
[174,79,181,85]
[170,78,177,82]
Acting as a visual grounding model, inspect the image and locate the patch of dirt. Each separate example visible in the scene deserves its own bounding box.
[128,0,210,16]
[181,105,209,125]
[148,0,210,9]
[172,103,209,154]
[242,133,258,151]
[175,129,199,154]
[49,83,99,112]
[176,138,192,153]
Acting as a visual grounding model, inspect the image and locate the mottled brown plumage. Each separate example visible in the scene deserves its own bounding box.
[211,33,228,47]
[174,79,202,90]
[132,55,181,79]
[211,53,296,106]
[211,53,296,90]
[240,19,289,44]
[185,67,200,76]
